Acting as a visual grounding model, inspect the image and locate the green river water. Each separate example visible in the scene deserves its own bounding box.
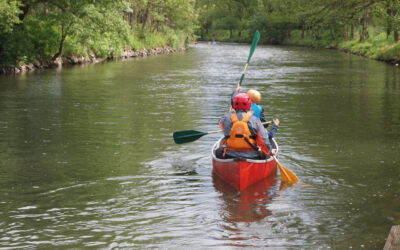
[0,43,399,249]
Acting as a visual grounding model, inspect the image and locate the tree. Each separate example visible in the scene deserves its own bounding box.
[195,0,257,40]
[0,0,21,34]
[377,0,400,41]
[37,0,131,60]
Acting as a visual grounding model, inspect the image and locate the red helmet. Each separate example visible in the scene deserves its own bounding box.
[233,93,252,110]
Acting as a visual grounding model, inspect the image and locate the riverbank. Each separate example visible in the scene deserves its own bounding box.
[0,1,195,76]
[0,46,184,75]
[285,31,400,66]
[199,30,400,66]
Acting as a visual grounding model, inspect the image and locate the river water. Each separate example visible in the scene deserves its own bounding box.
[0,43,399,249]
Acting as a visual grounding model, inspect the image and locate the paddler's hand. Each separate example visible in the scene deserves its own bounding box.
[271,149,277,155]
[273,119,280,126]
[236,85,241,91]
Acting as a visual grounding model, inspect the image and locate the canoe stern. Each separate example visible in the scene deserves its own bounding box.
[211,137,278,191]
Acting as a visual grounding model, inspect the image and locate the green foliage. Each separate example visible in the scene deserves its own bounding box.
[0,0,21,34]
[339,32,398,61]
[163,28,186,48]
[377,42,400,61]
[349,41,374,55]
[128,30,146,50]
[196,0,257,41]
[2,0,399,67]
[133,27,187,50]
[211,8,240,31]
[0,14,59,66]
[194,0,400,63]
[288,30,315,45]
[0,0,196,67]
[249,12,294,44]
[143,30,168,48]
[60,2,132,58]
[23,16,60,59]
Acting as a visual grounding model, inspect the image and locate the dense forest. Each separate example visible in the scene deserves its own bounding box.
[0,0,196,70]
[1,0,399,72]
[196,0,400,64]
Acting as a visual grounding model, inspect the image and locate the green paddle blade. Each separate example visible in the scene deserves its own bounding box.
[173,130,208,144]
[247,30,260,63]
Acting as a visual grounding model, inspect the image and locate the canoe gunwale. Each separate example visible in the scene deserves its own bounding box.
[211,137,279,163]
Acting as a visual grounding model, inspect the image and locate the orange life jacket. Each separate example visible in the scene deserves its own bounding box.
[226,112,257,151]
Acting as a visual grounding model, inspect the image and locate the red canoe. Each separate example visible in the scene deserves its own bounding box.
[211,137,278,191]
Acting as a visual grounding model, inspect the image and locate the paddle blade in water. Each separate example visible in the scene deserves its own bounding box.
[274,156,299,184]
[173,130,208,144]
[247,30,260,63]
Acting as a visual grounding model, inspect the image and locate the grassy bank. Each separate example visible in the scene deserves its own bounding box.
[61,27,188,60]
[63,28,188,60]
[286,30,400,65]
[0,27,189,74]
[197,28,400,65]
[0,1,196,74]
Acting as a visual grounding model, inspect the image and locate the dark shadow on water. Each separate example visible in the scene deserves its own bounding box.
[212,172,278,223]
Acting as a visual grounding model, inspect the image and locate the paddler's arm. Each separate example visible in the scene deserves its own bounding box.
[253,118,273,155]
[258,120,271,150]
[230,85,241,107]
[268,119,280,138]
[219,112,232,137]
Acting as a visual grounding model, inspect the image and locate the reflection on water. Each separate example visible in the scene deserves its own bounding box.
[0,43,399,249]
[213,173,277,223]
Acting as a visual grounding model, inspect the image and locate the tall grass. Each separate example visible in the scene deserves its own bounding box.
[128,26,188,51]
[339,32,400,62]
[287,29,400,64]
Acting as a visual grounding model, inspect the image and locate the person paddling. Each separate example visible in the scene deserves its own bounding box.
[232,86,280,139]
[216,93,275,160]
[246,88,280,138]
[246,89,265,121]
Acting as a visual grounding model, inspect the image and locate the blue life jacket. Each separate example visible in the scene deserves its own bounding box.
[251,103,262,119]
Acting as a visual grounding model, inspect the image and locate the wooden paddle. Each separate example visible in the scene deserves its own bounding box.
[173,121,271,144]
[238,30,260,86]
[273,155,299,184]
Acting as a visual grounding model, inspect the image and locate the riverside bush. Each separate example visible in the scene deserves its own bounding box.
[0,0,195,68]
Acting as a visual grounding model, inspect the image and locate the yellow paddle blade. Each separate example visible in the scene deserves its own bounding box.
[276,159,299,184]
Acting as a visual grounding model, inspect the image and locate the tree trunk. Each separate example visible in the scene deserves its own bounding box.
[53,34,66,60]
[53,24,67,60]
[141,3,151,32]
[359,5,369,41]
[386,4,393,39]
[391,2,399,41]
[330,25,336,40]
[128,12,134,30]
[350,22,354,39]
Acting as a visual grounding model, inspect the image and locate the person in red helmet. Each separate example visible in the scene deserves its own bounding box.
[232,86,280,139]
[216,93,273,159]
